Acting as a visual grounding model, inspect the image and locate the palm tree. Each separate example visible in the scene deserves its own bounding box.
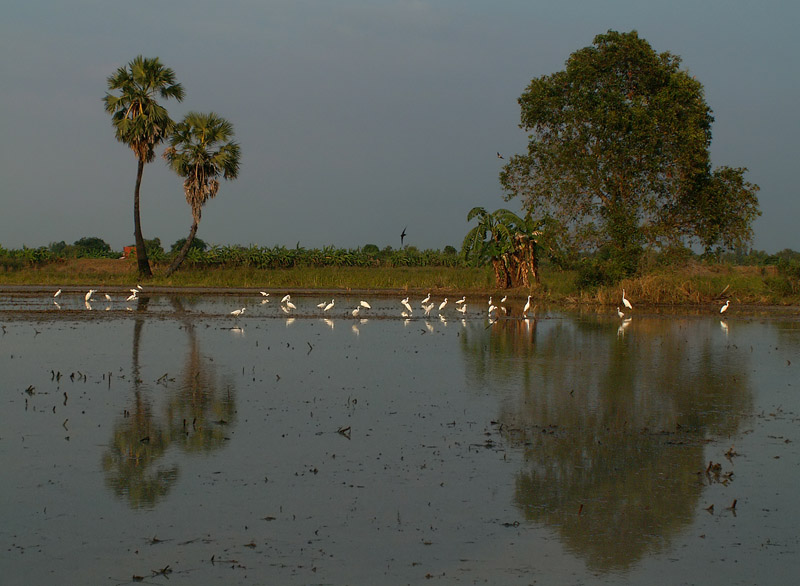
[163,112,240,276]
[104,56,185,276]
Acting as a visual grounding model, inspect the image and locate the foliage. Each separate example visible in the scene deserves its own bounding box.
[461,207,541,288]
[163,112,240,225]
[73,236,112,258]
[170,237,208,254]
[143,238,166,261]
[501,30,760,282]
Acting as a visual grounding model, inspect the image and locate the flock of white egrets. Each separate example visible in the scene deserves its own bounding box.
[49,285,732,320]
[51,284,144,310]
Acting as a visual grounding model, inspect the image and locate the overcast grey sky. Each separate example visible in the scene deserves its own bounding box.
[2,0,798,253]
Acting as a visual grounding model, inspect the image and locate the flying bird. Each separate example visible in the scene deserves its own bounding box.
[400,226,407,247]
[497,152,504,159]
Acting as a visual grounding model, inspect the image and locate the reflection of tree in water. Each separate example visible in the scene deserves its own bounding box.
[102,297,236,508]
[461,316,752,572]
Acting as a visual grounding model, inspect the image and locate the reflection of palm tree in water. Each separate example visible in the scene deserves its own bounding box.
[461,317,752,572]
[167,297,236,452]
[102,296,236,508]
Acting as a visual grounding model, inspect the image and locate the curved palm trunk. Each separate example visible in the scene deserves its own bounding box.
[133,159,152,277]
[164,221,198,277]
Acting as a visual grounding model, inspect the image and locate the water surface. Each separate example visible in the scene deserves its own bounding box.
[1,293,798,584]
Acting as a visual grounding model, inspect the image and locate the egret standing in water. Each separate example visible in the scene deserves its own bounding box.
[359,300,371,309]
[720,300,730,314]
[230,307,245,318]
[54,289,62,298]
[85,289,97,302]
[455,296,466,305]
[438,298,448,312]
[421,293,431,305]
[323,299,335,312]
[622,289,633,310]
[281,294,291,304]
[523,295,532,318]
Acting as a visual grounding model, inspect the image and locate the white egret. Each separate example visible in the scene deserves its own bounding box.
[136,284,143,291]
[439,298,448,311]
[54,289,62,298]
[421,293,431,305]
[455,296,466,305]
[401,298,413,314]
[617,307,625,318]
[280,305,291,314]
[523,295,532,317]
[285,301,296,310]
[456,304,467,314]
[359,300,371,309]
[323,299,335,312]
[423,303,434,316]
[281,294,291,303]
[316,301,327,309]
[352,307,360,317]
[85,289,97,301]
[401,310,410,318]
[500,295,507,303]
[126,292,137,302]
[488,304,498,316]
[260,291,269,297]
[104,293,112,301]
[622,289,633,310]
[230,307,246,317]
[720,300,730,314]
[84,301,93,310]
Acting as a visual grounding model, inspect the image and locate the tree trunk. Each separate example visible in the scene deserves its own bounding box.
[164,221,198,277]
[133,159,152,277]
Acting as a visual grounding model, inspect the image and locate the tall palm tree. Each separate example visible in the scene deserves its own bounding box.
[104,56,185,276]
[163,112,240,276]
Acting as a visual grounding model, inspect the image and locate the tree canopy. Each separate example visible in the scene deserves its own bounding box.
[500,30,760,275]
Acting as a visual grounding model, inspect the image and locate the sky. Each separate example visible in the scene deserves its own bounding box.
[2,0,798,253]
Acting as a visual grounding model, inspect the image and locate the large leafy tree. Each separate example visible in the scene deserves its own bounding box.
[163,112,240,276]
[501,30,759,275]
[104,56,185,276]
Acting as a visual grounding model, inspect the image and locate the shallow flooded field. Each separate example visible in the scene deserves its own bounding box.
[1,291,799,585]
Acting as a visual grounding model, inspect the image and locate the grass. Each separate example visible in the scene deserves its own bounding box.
[1,258,798,306]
